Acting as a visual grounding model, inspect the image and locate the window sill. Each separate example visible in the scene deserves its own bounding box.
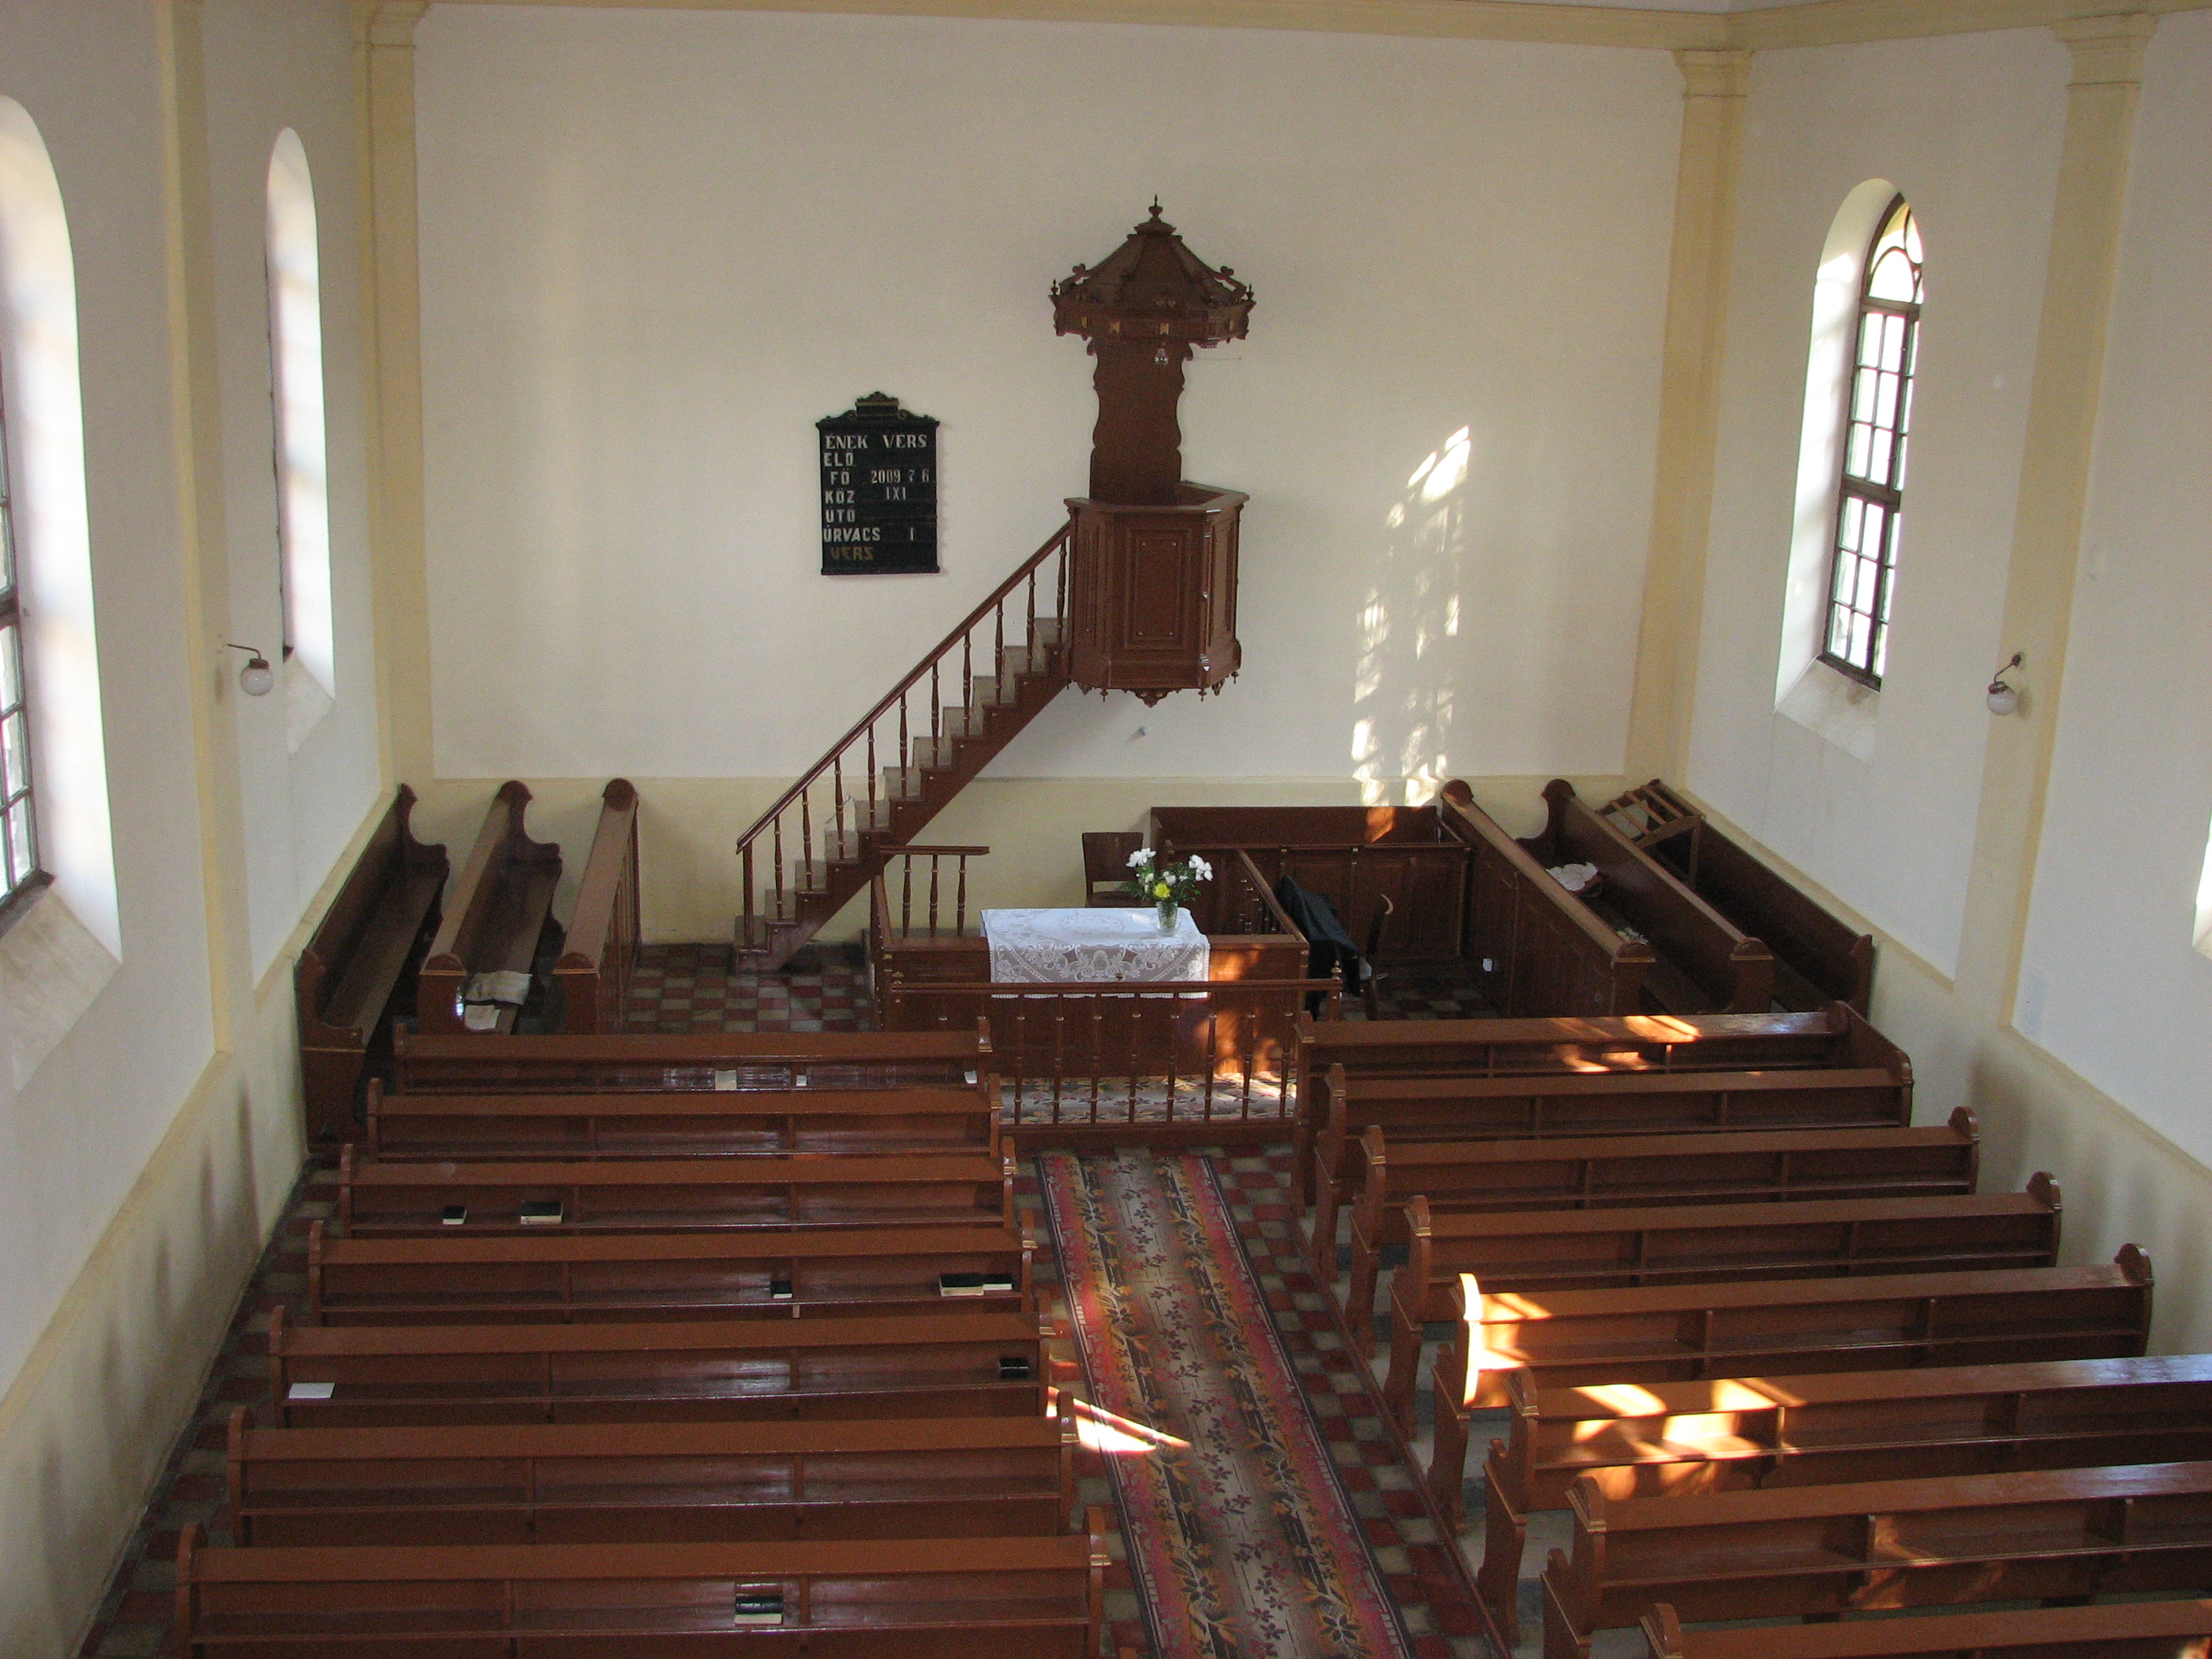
[0,876,120,1093]
[1778,657,1879,762]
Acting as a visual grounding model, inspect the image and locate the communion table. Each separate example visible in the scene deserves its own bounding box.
[981,906,1210,983]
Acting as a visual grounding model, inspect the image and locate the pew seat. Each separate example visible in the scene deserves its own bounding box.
[1543,1459,2212,1659]
[394,1024,992,1095]
[364,1080,1002,1161]
[1465,1353,2212,1639]
[1339,1111,1979,1318]
[266,1307,1050,1427]
[417,781,563,1036]
[337,1146,1016,1236]
[307,1218,1036,1324]
[177,1514,1108,1659]
[1640,1597,2212,1658]
[1417,1245,2153,1425]
[228,1406,1076,1545]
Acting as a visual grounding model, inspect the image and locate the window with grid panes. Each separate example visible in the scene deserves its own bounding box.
[0,368,38,908]
[1822,195,1924,687]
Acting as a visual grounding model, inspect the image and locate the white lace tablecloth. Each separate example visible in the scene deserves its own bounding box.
[981,907,1210,984]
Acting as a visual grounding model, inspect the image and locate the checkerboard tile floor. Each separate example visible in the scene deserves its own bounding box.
[624,942,874,1033]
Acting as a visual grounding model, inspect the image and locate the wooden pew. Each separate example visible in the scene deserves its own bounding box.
[1310,1051,1917,1248]
[1345,1111,1980,1325]
[1382,1181,2064,1380]
[266,1306,1051,1426]
[1641,1598,2212,1658]
[1437,778,1654,1019]
[1291,1002,1907,1203]
[1526,778,1776,1014]
[394,1023,991,1094]
[295,786,449,1143]
[307,1218,1036,1324]
[1463,1353,2212,1638]
[1612,779,1877,1013]
[227,1403,1078,1544]
[1415,1244,2153,1426]
[417,781,563,1035]
[364,1078,1002,1160]
[1541,1459,2212,1659]
[337,1145,1016,1236]
[553,778,641,1035]
[177,1512,1108,1658]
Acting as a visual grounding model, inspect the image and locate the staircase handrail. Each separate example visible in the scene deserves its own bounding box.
[733,516,1076,857]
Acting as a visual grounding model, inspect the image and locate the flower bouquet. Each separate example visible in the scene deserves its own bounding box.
[1125,847,1213,931]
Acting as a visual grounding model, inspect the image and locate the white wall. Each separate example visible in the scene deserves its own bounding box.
[414,5,1681,793]
[1687,30,2067,976]
[2016,13,2212,1169]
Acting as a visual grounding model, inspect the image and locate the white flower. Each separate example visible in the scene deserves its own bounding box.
[1126,848,1153,869]
[1188,855,1212,881]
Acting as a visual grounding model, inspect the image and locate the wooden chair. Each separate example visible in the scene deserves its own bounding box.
[1543,1459,2212,1659]
[266,1306,1052,1426]
[1342,1111,1982,1325]
[1465,1353,2212,1637]
[337,1145,1017,1236]
[1418,1244,2153,1427]
[1082,830,1145,906]
[307,1217,1037,1324]
[364,1079,1001,1161]
[1640,1598,2212,1658]
[228,1404,1079,1545]
[295,786,448,1141]
[178,1512,1109,1658]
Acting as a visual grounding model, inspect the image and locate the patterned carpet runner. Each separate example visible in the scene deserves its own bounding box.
[1040,1150,1418,1659]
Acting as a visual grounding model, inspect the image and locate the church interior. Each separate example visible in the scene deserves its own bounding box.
[5,0,2212,1654]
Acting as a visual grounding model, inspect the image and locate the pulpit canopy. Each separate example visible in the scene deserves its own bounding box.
[1051,203,1254,348]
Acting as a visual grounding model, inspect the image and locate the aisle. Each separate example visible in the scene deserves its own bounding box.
[1039,1149,1483,1658]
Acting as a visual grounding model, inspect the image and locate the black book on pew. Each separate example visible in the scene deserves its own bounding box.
[940,1272,986,1297]
[998,1355,1033,1381]
[733,1592,785,1627]
[770,1274,795,1301]
[441,1203,467,1226]
[518,1199,565,1225]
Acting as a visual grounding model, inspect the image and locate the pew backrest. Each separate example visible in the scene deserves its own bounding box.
[418,780,564,1035]
[394,1021,992,1093]
[553,778,641,1035]
[1640,1597,2212,1658]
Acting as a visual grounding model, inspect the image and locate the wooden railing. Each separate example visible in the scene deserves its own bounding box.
[877,846,991,941]
[735,521,1074,943]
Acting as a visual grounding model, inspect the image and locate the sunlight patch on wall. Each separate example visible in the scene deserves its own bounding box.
[2192,819,2212,962]
[1353,428,1469,806]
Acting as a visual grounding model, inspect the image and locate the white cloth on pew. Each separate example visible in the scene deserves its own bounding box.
[982,906,1210,983]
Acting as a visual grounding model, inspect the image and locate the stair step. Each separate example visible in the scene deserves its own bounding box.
[999,644,1055,676]
[820,830,871,862]
[909,737,961,770]
[1032,617,1064,646]
[939,708,991,740]
[790,859,838,895]
[882,767,926,800]
[966,676,1013,709]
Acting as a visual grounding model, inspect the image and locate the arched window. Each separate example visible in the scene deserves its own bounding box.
[0,375,35,910]
[266,129,333,703]
[1820,195,1924,687]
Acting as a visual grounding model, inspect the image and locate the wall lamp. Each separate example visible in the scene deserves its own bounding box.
[1987,651,2024,716]
[225,642,276,698]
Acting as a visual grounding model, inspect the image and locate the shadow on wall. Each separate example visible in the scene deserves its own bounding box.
[1353,427,1470,806]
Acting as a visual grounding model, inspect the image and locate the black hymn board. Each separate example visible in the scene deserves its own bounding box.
[818,393,939,575]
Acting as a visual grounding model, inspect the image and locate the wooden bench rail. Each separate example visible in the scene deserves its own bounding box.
[1543,1458,2212,1659]
[1310,1055,1917,1248]
[227,1402,1079,1546]
[1419,1244,2153,1432]
[1437,779,1653,1020]
[1343,1111,1980,1325]
[1530,779,1775,1015]
[1465,1352,2212,1640]
[554,778,641,1035]
[1290,1003,1905,1203]
[296,786,449,1143]
[1640,1597,2212,1658]
[364,1079,1002,1161]
[266,1306,1052,1427]
[394,1021,992,1093]
[419,780,565,1035]
[178,1511,1108,1658]
[337,1145,1017,1236]
[1385,1177,2060,1362]
[308,1217,1037,1324]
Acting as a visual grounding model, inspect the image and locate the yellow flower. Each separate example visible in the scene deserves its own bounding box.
[1153,881,1170,899]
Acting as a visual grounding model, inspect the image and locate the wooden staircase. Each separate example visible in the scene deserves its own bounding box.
[733,520,1075,969]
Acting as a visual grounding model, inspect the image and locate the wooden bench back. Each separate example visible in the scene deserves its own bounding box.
[227,1404,1077,1547]
[308,1217,1036,1324]
[394,1022,991,1093]
[553,778,641,1035]
[364,1079,1001,1161]
[1640,1597,2212,1657]
[1544,1457,2212,1657]
[266,1306,1051,1427]
[1530,779,1775,1014]
[178,1512,1108,1658]
[337,1145,1017,1236]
